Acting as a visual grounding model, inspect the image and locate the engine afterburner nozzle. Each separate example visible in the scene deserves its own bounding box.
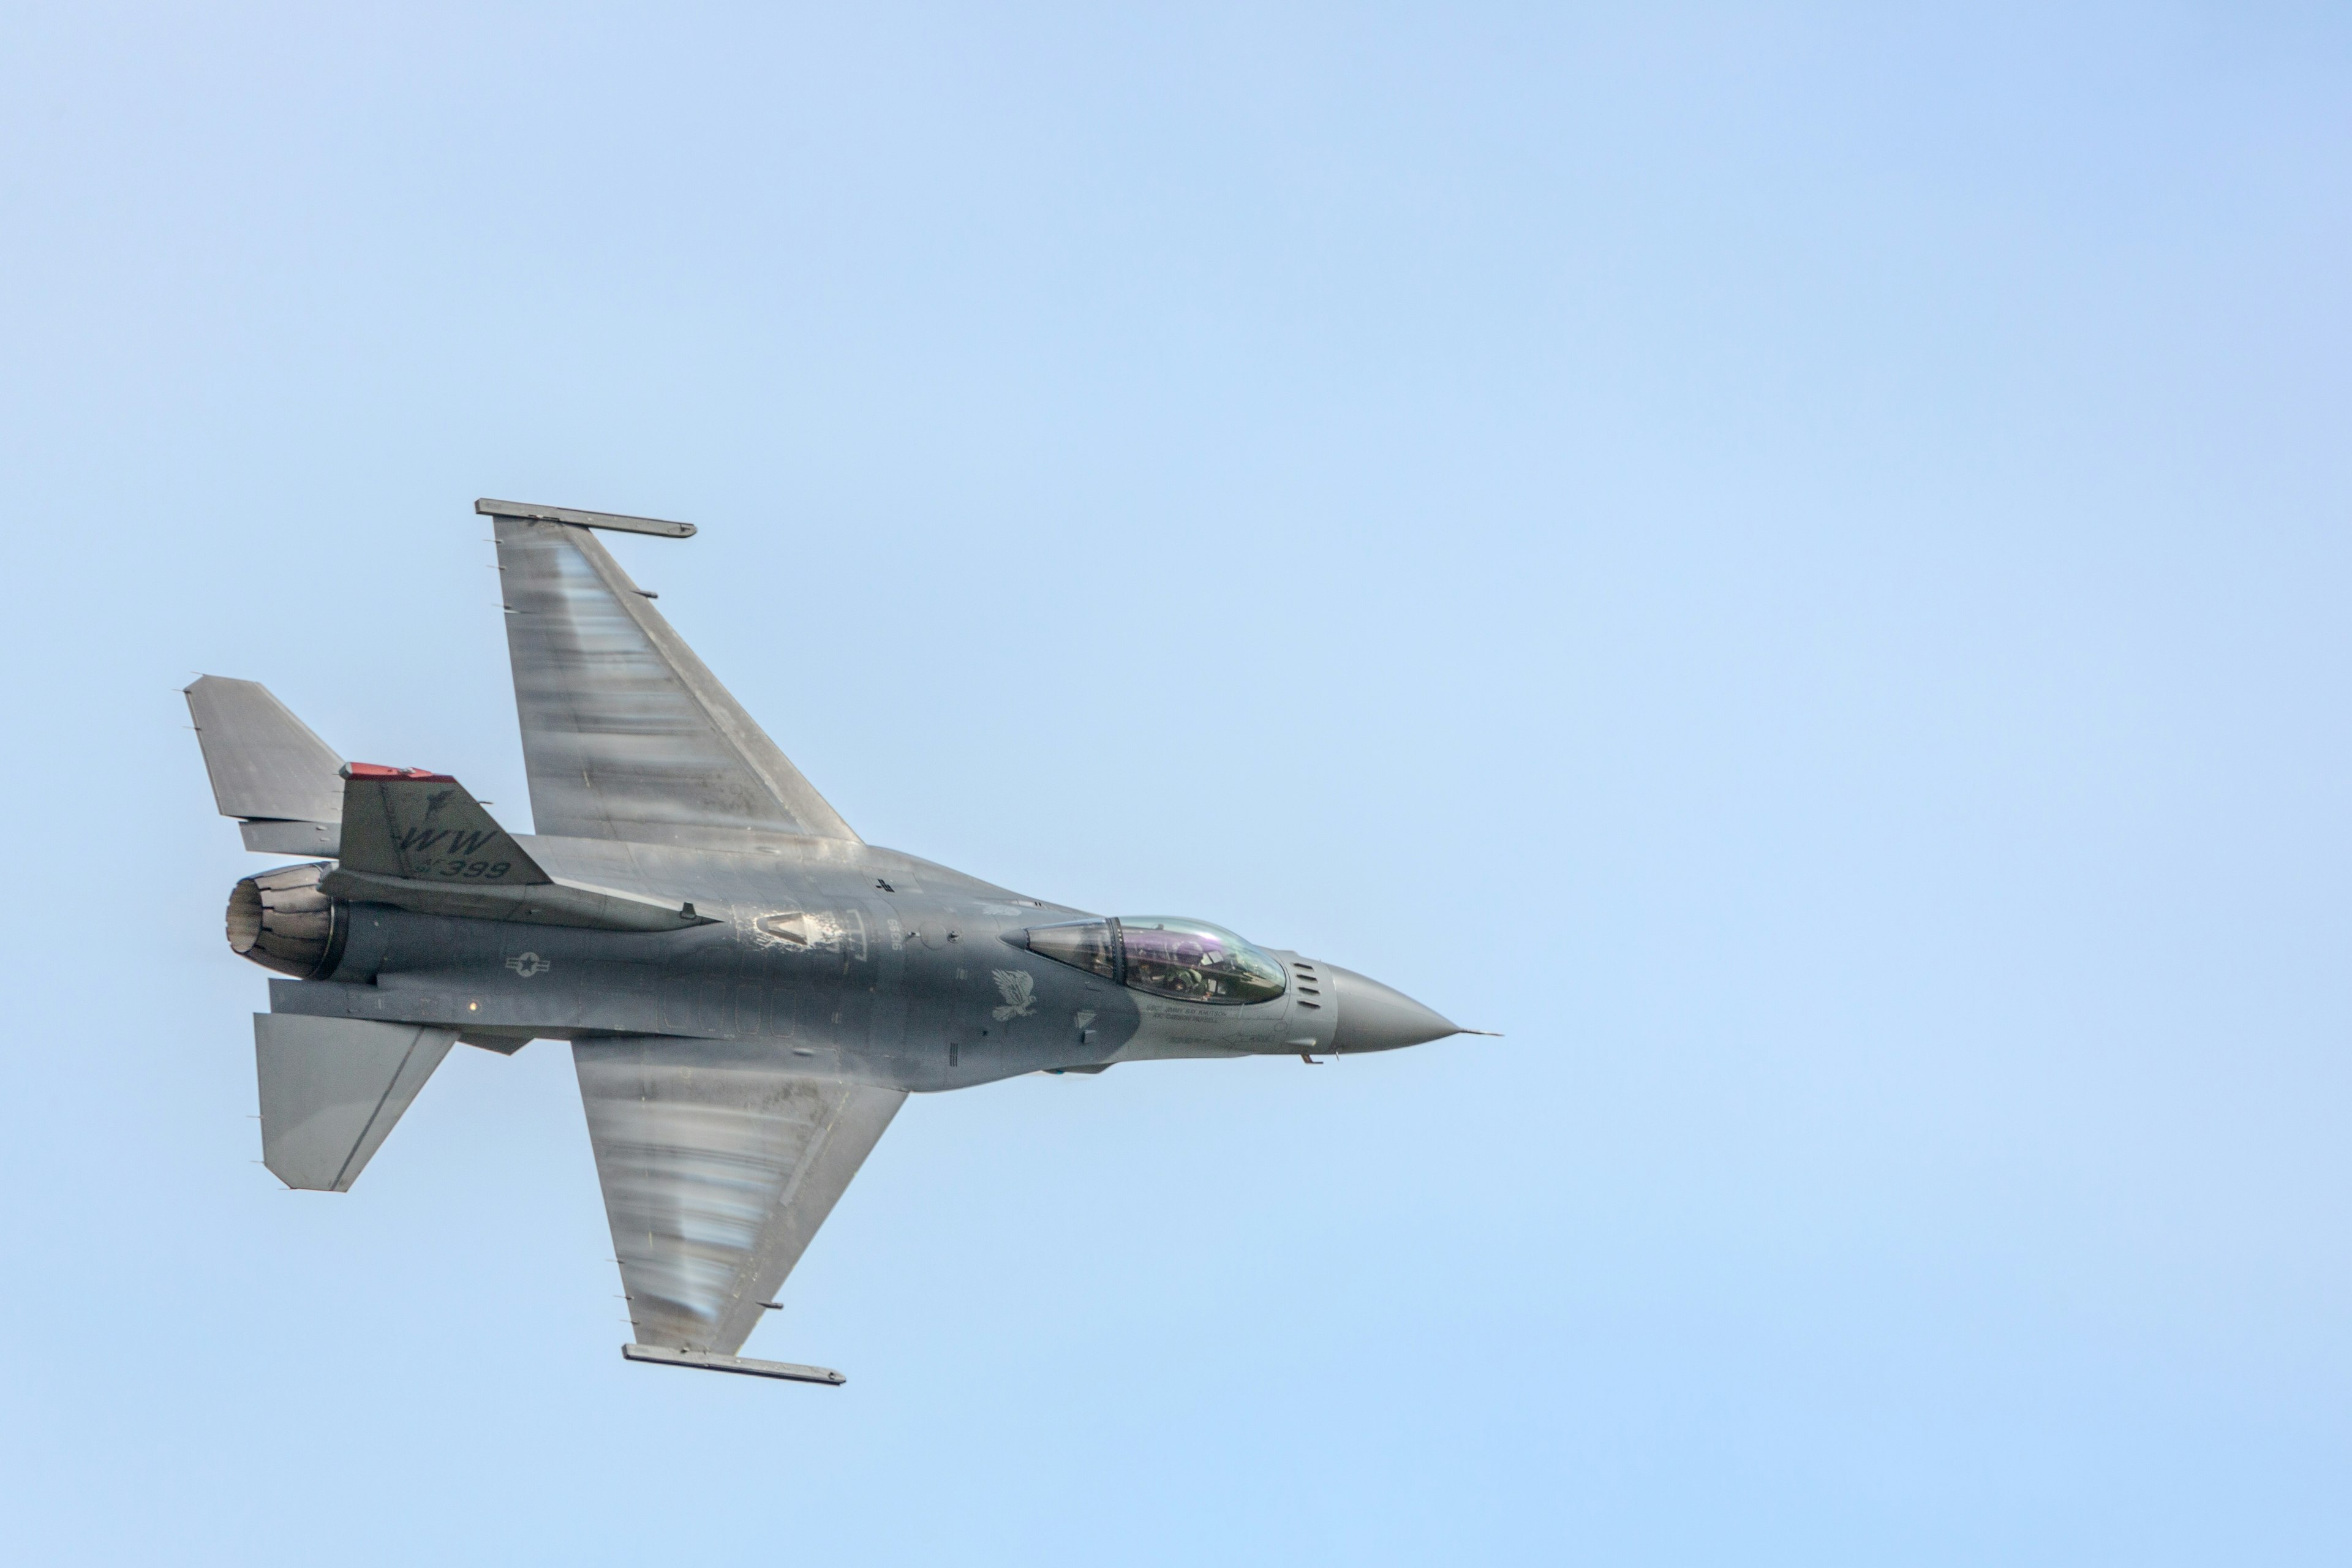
[226,861,347,979]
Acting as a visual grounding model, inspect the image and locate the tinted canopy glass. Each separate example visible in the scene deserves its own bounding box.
[1119,918,1288,1005]
[1025,919,1117,978]
[1018,917,1289,1005]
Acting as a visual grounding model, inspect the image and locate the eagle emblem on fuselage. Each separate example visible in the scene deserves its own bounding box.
[990,970,1036,1020]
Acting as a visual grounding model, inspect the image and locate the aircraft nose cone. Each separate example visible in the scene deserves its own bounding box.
[1321,965,1461,1054]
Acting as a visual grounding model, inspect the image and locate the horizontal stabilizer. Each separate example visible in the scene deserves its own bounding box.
[620,1344,845,1385]
[254,1014,455,1191]
[186,677,344,853]
[336,764,548,884]
[240,820,341,855]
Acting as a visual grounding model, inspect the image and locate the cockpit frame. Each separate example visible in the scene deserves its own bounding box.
[1015,916,1289,1006]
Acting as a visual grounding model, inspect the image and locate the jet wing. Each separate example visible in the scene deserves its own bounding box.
[484,500,858,849]
[574,1036,903,1356]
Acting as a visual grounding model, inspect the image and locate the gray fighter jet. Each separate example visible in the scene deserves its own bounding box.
[189,500,1477,1384]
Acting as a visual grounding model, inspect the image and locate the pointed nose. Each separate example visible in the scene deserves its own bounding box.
[1320,965,1461,1054]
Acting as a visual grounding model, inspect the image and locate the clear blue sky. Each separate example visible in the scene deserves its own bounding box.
[3,4,2348,1563]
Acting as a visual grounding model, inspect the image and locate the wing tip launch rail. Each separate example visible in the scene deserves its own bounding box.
[475,497,696,538]
[620,1343,846,1385]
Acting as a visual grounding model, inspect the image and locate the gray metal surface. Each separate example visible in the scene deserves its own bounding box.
[475,497,697,537]
[253,1014,456,1191]
[240,819,340,856]
[1322,965,1463,1053]
[227,862,344,979]
[318,864,707,932]
[619,1344,845,1384]
[335,767,547,884]
[494,516,859,848]
[197,497,1482,1374]
[185,675,344,826]
[575,1038,903,1355]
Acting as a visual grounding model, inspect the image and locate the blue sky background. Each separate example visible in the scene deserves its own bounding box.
[2,4,2348,1562]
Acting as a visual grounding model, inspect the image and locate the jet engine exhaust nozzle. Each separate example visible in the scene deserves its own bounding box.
[226,861,347,979]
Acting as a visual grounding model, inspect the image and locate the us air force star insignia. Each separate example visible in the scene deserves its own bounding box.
[505,951,551,978]
[990,970,1036,1020]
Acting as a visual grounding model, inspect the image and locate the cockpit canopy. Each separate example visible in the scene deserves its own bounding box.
[1020,917,1288,1006]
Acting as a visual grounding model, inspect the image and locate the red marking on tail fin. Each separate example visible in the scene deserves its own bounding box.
[342,762,458,782]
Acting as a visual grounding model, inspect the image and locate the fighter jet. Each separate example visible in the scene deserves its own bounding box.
[188,500,1477,1384]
